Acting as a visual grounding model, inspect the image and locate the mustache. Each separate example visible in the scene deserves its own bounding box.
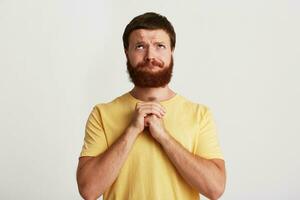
[136,59,164,69]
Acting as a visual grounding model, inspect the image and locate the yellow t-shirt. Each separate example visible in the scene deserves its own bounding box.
[80,92,223,200]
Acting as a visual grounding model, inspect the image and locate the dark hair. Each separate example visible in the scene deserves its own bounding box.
[122,12,176,51]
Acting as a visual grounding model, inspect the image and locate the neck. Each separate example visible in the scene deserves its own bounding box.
[129,85,176,102]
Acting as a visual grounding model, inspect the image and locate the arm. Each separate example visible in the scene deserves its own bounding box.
[146,115,226,199]
[157,133,226,200]
[77,102,166,200]
[76,126,139,200]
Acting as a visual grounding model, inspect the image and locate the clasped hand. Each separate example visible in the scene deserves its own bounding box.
[130,101,169,141]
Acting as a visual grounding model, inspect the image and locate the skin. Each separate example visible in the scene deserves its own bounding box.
[76,29,226,200]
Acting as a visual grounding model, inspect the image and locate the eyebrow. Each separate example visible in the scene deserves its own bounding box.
[135,41,146,45]
[155,41,166,45]
[134,41,167,45]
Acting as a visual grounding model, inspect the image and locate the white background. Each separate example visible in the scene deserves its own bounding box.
[0,0,299,199]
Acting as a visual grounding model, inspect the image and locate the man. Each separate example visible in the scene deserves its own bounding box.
[77,12,226,200]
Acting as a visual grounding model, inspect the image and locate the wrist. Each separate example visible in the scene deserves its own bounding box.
[126,125,141,137]
[156,131,171,145]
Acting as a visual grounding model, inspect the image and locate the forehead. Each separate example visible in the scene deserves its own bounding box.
[129,29,170,43]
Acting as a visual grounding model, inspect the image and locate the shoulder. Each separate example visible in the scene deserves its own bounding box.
[176,94,214,122]
[93,92,126,107]
[178,94,210,113]
[91,92,131,114]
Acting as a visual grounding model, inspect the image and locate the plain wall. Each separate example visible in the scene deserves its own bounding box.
[0,0,299,199]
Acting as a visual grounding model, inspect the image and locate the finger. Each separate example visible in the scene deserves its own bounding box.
[144,118,149,127]
[137,101,165,111]
[136,102,166,113]
[139,108,163,118]
[136,104,166,115]
[137,105,165,117]
[145,113,163,119]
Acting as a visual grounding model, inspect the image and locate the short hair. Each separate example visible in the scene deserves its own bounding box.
[122,12,176,51]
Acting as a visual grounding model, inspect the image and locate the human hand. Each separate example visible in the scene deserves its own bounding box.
[129,101,166,134]
[145,114,169,142]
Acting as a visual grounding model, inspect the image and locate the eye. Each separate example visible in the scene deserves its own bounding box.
[135,44,144,50]
[158,44,166,49]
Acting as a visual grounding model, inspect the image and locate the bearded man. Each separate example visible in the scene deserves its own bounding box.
[77,12,226,200]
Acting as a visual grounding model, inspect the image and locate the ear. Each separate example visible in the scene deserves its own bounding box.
[124,49,129,58]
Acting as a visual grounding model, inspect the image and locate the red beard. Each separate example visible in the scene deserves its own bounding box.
[126,56,173,88]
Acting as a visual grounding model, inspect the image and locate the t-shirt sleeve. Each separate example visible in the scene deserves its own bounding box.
[194,106,224,160]
[79,105,108,157]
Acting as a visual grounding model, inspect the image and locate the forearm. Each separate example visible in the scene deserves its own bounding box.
[77,126,139,199]
[158,133,225,200]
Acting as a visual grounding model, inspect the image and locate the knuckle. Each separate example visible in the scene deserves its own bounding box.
[137,108,143,114]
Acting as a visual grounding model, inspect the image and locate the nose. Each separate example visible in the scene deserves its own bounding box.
[145,46,156,62]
